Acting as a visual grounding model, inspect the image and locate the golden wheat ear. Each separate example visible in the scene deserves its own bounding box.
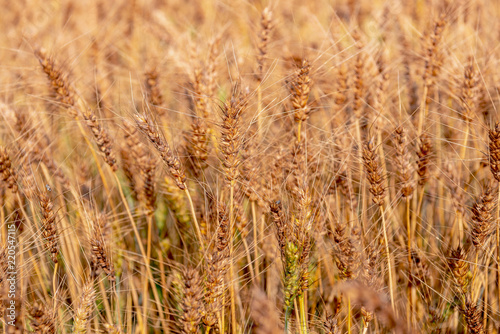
[145,67,164,109]
[90,215,115,282]
[34,48,77,116]
[79,107,117,171]
[255,7,273,83]
[185,117,210,178]
[416,133,432,186]
[362,139,386,206]
[323,313,341,334]
[27,302,57,333]
[135,113,187,190]
[139,155,157,216]
[290,60,312,143]
[448,246,470,295]
[203,202,230,332]
[470,182,496,250]
[463,298,484,334]
[219,87,248,184]
[38,190,59,264]
[72,281,96,334]
[0,147,18,193]
[178,267,204,334]
[489,122,500,182]
[459,56,477,122]
[393,126,415,200]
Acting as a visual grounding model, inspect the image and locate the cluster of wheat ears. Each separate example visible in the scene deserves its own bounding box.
[2,0,500,333]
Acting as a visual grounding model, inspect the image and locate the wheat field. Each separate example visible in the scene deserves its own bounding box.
[1,0,500,333]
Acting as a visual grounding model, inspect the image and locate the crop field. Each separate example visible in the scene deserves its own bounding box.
[1,0,500,333]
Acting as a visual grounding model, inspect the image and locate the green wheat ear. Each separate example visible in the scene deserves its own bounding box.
[283,241,300,329]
